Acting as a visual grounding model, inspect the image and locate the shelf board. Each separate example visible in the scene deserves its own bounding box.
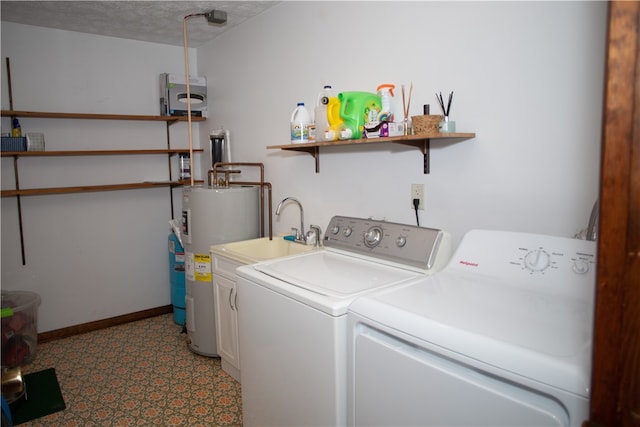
[1,180,203,197]
[1,110,206,122]
[267,132,476,174]
[1,149,204,157]
[267,132,475,150]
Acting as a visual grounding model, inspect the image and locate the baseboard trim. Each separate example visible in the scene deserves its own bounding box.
[38,305,173,343]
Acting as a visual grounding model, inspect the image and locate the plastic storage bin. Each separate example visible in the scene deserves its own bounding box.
[1,136,27,152]
[1,291,41,367]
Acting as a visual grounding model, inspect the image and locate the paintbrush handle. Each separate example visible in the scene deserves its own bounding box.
[436,92,446,116]
[446,91,453,116]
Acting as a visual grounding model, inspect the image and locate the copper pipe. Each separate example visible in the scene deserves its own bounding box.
[182,15,196,186]
[208,168,240,187]
[210,162,272,240]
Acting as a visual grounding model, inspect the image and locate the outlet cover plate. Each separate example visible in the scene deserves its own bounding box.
[411,183,424,210]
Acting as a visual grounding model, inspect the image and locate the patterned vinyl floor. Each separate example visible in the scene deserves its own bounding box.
[19,313,242,426]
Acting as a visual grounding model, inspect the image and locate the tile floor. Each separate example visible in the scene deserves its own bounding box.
[18,313,242,426]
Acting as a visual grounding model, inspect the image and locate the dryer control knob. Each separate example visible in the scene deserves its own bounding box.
[331,225,340,235]
[572,259,590,274]
[396,236,407,247]
[343,227,353,237]
[524,249,551,272]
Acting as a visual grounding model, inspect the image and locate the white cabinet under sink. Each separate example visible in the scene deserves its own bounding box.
[211,253,244,382]
[211,237,319,382]
[214,274,240,371]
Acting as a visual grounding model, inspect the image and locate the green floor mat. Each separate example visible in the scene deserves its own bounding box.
[10,368,66,425]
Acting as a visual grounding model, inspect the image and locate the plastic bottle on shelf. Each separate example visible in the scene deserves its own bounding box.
[179,153,191,180]
[326,97,344,141]
[314,85,336,142]
[376,84,395,122]
[290,102,312,144]
[11,117,21,137]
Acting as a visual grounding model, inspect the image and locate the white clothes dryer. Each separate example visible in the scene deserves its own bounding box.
[235,216,451,426]
[348,229,597,427]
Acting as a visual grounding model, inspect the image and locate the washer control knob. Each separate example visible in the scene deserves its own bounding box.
[572,259,590,274]
[364,226,383,248]
[343,227,353,237]
[524,249,551,272]
[396,236,407,247]
[331,225,340,235]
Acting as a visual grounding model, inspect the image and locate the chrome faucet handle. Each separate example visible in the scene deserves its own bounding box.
[308,224,322,247]
[290,227,304,242]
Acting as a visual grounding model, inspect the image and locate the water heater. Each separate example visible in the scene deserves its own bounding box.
[181,185,259,356]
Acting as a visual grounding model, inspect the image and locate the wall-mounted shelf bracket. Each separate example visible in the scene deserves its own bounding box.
[291,146,320,172]
[394,138,432,174]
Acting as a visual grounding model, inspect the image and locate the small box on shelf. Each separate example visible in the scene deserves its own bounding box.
[411,115,444,135]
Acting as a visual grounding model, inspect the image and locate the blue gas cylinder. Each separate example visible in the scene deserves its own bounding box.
[168,233,186,325]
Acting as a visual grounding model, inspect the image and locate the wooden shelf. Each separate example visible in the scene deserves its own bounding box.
[2,107,206,264]
[1,109,206,123]
[1,149,205,197]
[267,132,476,174]
[1,149,203,157]
[1,180,203,197]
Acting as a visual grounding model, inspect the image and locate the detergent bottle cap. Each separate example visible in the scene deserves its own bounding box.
[377,83,395,97]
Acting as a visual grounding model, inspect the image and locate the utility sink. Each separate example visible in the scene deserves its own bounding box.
[211,236,318,264]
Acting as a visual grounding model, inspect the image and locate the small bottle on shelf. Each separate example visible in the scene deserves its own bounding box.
[179,153,191,181]
[12,117,22,137]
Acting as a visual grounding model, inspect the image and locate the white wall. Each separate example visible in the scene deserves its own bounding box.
[1,1,607,332]
[1,22,200,331]
[199,1,606,244]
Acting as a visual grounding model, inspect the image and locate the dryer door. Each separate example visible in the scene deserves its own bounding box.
[350,318,571,427]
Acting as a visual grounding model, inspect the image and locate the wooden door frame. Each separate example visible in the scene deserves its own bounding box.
[589,1,639,426]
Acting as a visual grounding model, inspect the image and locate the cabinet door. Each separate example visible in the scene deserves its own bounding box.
[214,274,240,370]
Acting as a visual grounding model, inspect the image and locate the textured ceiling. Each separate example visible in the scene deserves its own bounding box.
[0,1,280,47]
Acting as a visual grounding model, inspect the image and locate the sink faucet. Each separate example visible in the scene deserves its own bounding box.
[275,197,305,242]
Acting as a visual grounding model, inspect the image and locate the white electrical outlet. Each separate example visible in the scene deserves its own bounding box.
[411,183,425,210]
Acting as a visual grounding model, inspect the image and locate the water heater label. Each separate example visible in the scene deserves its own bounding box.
[192,253,212,282]
[185,252,211,282]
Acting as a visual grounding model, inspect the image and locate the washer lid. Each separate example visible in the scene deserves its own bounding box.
[349,271,594,397]
[253,250,421,298]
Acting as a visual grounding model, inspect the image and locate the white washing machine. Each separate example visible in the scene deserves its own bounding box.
[348,229,597,427]
[235,216,451,426]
